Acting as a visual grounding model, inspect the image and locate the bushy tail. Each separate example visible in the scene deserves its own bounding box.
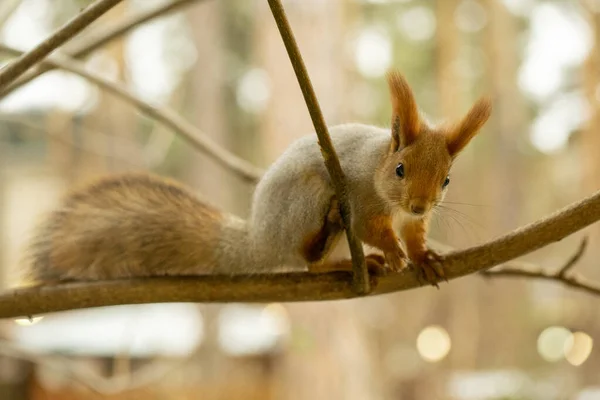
[21,173,254,285]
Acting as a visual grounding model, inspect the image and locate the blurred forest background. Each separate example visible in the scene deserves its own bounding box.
[0,0,599,399]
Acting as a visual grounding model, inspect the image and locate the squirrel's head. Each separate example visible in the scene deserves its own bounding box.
[375,70,492,217]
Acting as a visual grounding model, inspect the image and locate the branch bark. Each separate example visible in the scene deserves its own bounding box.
[0,45,263,183]
[0,0,124,90]
[0,0,205,99]
[1,189,598,319]
[267,0,370,294]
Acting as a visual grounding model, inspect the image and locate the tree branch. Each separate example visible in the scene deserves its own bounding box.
[480,237,599,296]
[0,0,205,98]
[0,0,124,90]
[1,189,598,319]
[267,0,370,294]
[0,45,263,183]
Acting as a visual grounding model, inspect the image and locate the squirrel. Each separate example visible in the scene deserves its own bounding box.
[21,70,491,287]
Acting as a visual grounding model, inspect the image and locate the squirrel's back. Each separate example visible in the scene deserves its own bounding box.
[23,173,250,284]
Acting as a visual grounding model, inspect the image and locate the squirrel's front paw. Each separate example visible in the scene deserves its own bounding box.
[364,254,389,276]
[410,249,446,288]
[384,250,408,272]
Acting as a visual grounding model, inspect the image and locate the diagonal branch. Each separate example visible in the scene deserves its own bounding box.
[0,0,124,90]
[480,237,599,296]
[0,45,263,183]
[0,189,598,319]
[0,0,205,99]
[267,0,370,294]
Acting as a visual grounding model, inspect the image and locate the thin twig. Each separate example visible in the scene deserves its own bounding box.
[267,0,370,294]
[0,45,263,183]
[431,235,598,296]
[480,237,598,296]
[0,189,598,318]
[482,266,600,296]
[0,0,124,90]
[0,0,205,98]
[557,236,588,277]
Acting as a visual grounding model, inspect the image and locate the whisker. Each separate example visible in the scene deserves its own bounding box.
[433,205,486,242]
[435,205,485,229]
[439,201,490,208]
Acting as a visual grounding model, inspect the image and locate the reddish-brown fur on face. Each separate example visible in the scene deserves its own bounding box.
[377,70,492,215]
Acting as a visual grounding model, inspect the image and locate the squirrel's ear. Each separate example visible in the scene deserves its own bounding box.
[387,70,420,152]
[446,97,492,157]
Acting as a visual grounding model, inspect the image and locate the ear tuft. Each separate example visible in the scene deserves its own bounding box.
[446,97,492,157]
[386,70,421,151]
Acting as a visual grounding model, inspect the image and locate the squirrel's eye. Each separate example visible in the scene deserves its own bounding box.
[396,163,404,178]
[443,176,450,188]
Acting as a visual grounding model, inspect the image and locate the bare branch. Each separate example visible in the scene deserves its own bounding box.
[557,236,588,277]
[0,0,124,89]
[0,189,598,319]
[267,0,370,294]
[0,45,264,183]
[481,237,599,296]
[0,0,205,98]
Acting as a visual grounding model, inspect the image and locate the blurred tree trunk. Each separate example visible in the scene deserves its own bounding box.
[256,1,346,164]
[582,7,600,224]
[482,0,526,233]
[78,2,136,180]
[186,1,236,212]
[186,4,232,398]
[580,3,600,383]
[434,0,483,372]
[480,0,528,368]
[436,0,460,118]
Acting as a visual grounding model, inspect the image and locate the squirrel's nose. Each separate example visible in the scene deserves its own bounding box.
[410,205,425,215]
[409,201,427,215]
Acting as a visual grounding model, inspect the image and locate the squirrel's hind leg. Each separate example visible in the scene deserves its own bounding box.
[300,196,345,263]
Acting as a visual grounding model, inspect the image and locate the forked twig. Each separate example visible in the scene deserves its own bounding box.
[481,237,599,296]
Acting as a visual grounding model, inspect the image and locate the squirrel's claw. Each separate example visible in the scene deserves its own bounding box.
[384,250,408,273]
[411,249,446,288]
[365,254,389,276]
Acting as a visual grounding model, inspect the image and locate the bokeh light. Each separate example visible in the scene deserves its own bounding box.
[564,331,593,366]
[398,6,436,42]
[236,68,271,114]
[14,316,43,326]
[416,325,451,362]
[537,326,572,362]
[354,28,392,78]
